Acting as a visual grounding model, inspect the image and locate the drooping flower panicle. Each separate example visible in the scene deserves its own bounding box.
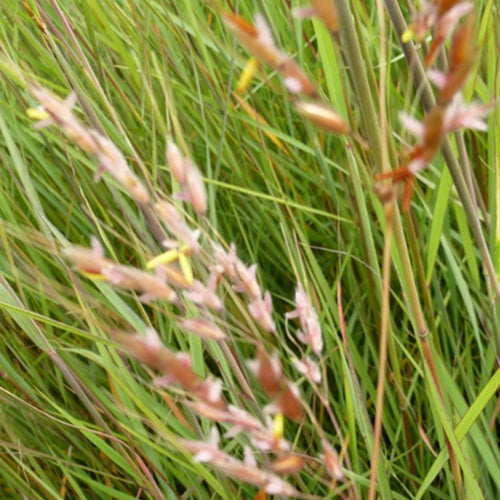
[286,283,323,355]
[224,13,317,97]
[31,88,150,204]
[376,5,492,211]
[294,0,339,34]
[224,11,350,137]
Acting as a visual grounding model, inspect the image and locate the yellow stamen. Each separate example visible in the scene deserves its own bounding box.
[272,412,284,440]
[232,93,286,151]
[236,57,259,95]
[79,270,108,281]
[26,107,49,120]
[401,29,414,43]
[146,248,183,269]
[178,252,193,285]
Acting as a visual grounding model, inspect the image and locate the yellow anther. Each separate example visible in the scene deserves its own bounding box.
[26,107,49,120]
[401,29,414,43]
[178,252,193,285]
[79,270,108,281]
[236,57,259,95]
[272,412,284,441]
[146,248,181,269]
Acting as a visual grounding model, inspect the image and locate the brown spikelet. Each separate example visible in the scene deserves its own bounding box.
[256,348,282,396]
[439,16,476,102]
[278,58,317,96]
[224,12,258,37]
[436,0,463,15]
[276,382,303,421]
[270,453,305,475]
[112,331,200,390]
[420,104,446,158]
[223,13,283,68]
[311,0,339,33]
[295,100,350,134]
[401,174,415,212]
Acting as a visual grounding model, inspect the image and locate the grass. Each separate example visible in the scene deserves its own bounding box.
[0,0,499,498]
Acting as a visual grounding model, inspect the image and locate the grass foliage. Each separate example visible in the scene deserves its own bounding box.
[0,0,499,498]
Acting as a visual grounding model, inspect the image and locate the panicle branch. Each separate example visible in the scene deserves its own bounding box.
[376,2,493,210]
[224,10,351,136]
[178,428,298,496]
[31,87,150,204]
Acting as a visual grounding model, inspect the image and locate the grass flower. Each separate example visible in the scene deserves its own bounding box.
[246,422,290,453]
[157,262,193,288]
[30,89,92,147]
[113,329,200,390]
[224,12,317,96]
[178,428,298,496]
[178,318,226,341]
[182,159,207,216]
[114,329,226,408]
[321,438,344,480]
[147,246,194,286]
[184,279,224,310]
[405,1,473,66]
[190,403,291,453]
[166,140,187,185]
[213,243,276,331]
[401,104,446,174]
[91,133,151,203]
[293,0,339,33]
[268,381,303,422]
[234,261,262,297]
[62,237,113,276]
[270,453,305,475]
[177,427,225,463]
[424,2,474,67]
[212,242,239,279]
[188,401,260,430]
[248,291,276,333]
[165,140,207,215]
[195,377,224,405]
[247,348,282,396]
[154,201,201,252]
[31,87,150,203]
[225,414,290,453]
[286,283,323,355]
[294,100,350,135]
[377,90,493,211]
[101,265,178,303]
[224,13,282,68]
[251,350,305,422]
[292,356,321,383]
[146,246,189,268]
[435,14,476,102]
[442,94,495,132]
[376,105,446,210]
[64,239,177,302]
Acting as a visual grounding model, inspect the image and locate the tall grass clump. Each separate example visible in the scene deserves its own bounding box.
[0,0,498,498]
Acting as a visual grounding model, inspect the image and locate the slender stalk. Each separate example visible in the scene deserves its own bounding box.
[337,0,463,490]
[368,200,394,500]
[335,2,382,166]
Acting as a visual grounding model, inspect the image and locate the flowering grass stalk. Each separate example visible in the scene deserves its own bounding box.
[26,83,341,496]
